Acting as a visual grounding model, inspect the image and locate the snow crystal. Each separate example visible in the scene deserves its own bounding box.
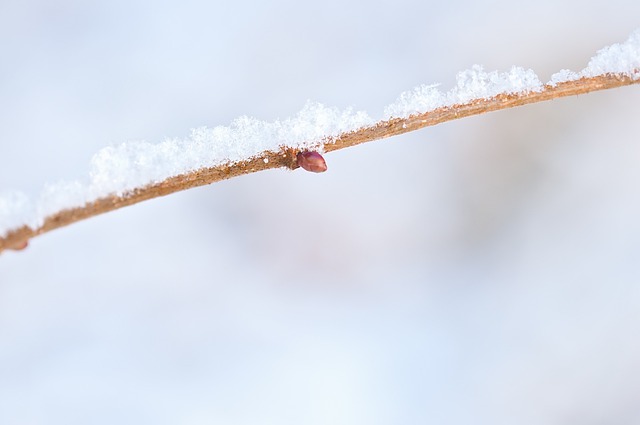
[386,29,640,120]
[0,192,32,233]
[548,69,580,87]
[583,29,640,79]
[383,84,446,119]
[37,181,89,223]
[384,65,543,119]
[451,65,544,104]
[548,29,640,86]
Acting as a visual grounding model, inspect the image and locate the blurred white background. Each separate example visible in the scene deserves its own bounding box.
[1,1,640,424]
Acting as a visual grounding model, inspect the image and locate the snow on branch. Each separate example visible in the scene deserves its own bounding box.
[1,29,640,253]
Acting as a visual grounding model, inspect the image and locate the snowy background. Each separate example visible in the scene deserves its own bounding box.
[2,1,640,424]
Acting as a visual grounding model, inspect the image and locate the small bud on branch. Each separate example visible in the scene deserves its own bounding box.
[8,240,28,251]
[296,151,328,173]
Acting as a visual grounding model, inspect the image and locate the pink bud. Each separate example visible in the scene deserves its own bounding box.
[10,240,28,251]
[296,151,327,173]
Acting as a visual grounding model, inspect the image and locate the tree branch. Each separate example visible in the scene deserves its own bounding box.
[1,73,638,252]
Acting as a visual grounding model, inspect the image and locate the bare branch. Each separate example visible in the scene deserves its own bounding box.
[1,73,638,252]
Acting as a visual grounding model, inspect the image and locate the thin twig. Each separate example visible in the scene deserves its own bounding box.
[1,74,638,252]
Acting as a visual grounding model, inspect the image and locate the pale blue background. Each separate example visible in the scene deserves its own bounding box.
[1,1,640,424]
